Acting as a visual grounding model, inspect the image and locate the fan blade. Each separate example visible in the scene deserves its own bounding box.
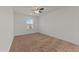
[39,11,42,13]
[40,8,44,10]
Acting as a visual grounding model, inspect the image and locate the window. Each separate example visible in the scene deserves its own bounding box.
[25,17,33,29]
[25,17,33,24]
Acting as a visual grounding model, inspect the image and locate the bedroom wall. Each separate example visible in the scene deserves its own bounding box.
[0,7,14,51]
[39,7,79,45]
[14,12,39,36]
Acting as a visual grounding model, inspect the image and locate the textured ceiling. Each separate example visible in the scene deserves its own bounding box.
[13,6,64,16]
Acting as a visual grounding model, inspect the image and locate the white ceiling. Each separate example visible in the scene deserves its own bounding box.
[13,6,64,16]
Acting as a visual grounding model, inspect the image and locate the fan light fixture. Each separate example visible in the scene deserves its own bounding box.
[34,10,39,14]
[32,6,44,14]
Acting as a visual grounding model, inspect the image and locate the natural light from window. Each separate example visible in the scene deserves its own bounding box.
[25,17,33,24]
[25,17,33,29]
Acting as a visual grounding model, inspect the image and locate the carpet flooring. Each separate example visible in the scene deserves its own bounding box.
[10,33,79,52]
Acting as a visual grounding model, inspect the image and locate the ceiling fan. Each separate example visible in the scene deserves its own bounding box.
[32,6,44,14]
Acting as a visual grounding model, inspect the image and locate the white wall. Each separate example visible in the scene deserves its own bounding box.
[14,12,39,35]
[0,7,14,51]
[39,7,79,45]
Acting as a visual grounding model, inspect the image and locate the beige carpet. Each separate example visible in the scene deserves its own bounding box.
[10,33,79,52]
